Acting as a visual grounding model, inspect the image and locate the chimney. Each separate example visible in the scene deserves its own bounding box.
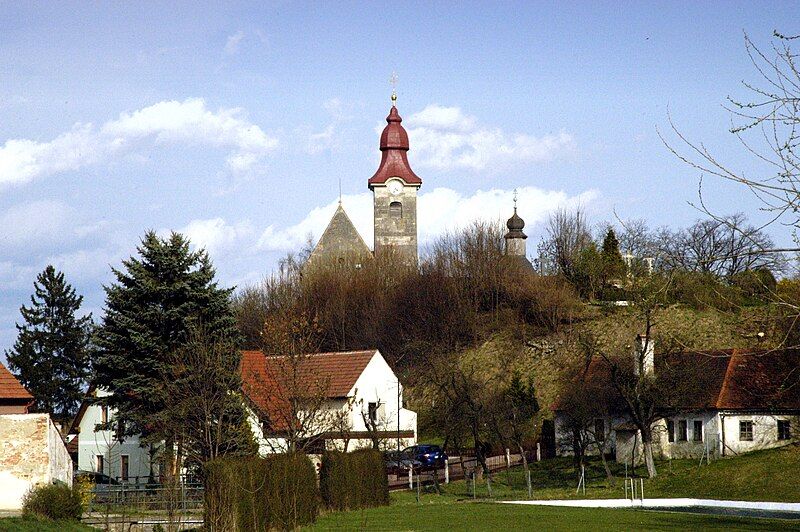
[634,334,654,376]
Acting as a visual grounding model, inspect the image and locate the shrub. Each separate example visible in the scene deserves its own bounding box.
[319,449,388,511]
[22,482,83,520]
[204,453,319,531]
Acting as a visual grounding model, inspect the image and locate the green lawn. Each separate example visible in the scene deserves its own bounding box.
[311,443,800,530]
[0,517,94,532]
[310,500,800,531]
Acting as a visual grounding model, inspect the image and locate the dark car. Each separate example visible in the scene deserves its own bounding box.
[403,444,448,469]
[75,470,120,485]
[384,450,422,475]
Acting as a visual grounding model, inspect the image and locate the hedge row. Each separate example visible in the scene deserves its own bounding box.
[319,449,389,511]
[204,454,318,531]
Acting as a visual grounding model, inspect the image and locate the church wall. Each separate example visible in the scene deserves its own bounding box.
[505,237,527,257]
[373,185,417,262]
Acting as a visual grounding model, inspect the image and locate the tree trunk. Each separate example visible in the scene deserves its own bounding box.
[596,441,615,486]
[642,436,657,478]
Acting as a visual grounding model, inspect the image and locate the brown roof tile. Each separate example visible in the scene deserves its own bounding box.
[240,349,377,432]
[553,348,800,414]
[0,362,33,402]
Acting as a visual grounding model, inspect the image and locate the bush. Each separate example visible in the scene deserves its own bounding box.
[22,482,83,521]
[204,453,319,531]
[319,449,389,511]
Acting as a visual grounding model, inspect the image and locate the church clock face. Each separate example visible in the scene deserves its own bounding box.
[387,180,402,196]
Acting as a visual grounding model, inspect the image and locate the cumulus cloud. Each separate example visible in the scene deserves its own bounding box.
[255,185,597,253]
[405,104,575,171]
[0,98,278,188]
[180,217,255,256]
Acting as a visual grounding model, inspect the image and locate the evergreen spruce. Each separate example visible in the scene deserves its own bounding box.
[93,231,239,443]
[5,266,92,422]
[601,228,626,281]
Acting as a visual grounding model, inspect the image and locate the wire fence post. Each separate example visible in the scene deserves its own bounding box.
[526,469,532,499]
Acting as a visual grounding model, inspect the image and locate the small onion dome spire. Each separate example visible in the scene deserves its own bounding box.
[368,104,422,188]
[505,208,527,239]
[505,190,527,240]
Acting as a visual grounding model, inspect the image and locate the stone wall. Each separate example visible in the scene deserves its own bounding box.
[0,413,73,510]
[373,183,418,263]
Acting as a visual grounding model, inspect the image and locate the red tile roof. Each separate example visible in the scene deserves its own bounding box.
[240,349,377,432]
[553,348,800,413]
[0,362,33,403]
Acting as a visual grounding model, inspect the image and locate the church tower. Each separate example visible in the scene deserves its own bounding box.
[368,96,422,263]
[504,192,533,270]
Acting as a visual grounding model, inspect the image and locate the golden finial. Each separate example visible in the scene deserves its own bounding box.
[389,71,399,106]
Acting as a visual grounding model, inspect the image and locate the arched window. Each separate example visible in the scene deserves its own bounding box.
[389,201,402,218]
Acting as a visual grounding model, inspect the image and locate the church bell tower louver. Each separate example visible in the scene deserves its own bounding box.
[368,93,422,264]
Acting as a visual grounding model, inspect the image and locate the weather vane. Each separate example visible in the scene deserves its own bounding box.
[389,71,399,105]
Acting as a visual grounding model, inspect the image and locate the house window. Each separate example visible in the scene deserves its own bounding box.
[678,420,688,441]
[667,420,675,443]
[101,406,108,425]
[693,420,703,442]
[96,455,104,473]
[778,420,791,441]
[389,201,402,218]
[594,419,605,442]
[116,419,125,442]
[121,455,129,482]
[368,402,378,424]
[740,420,754,441]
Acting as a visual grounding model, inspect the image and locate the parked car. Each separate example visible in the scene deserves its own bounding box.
[75,470,120,485]
[403,444,448,469]
[384,450,422,475]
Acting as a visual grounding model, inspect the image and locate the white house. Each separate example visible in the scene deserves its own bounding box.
[553,343,799,464]
[0,363,72,510]
[67,388,156,485]
[240,349,417,454]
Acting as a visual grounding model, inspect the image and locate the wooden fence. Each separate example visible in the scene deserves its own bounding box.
[388,451,526,490]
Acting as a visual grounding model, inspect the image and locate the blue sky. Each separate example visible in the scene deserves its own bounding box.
[1,2,797,358]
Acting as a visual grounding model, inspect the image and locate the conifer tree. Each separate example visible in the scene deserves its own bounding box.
[601,228,626,282]
[5,266,92,422]
[93,231,239,447]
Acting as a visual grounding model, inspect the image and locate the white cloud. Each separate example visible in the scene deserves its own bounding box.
[0,98,278,188]
[225,31,245,55]
[306,98,353,154]
[255,185,598,252]
[180,217,255,256]
[405,104,576,171]
[0,200,74,247]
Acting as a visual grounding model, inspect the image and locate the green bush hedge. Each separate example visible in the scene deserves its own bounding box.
[319,449,388,511]
[22,483,83,521]
[204,453,319,531]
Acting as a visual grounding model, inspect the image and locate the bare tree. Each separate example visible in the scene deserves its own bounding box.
[537,208,593,282]
[160,326,256,469]
[245,310,367,454]
[660,214,783,277]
